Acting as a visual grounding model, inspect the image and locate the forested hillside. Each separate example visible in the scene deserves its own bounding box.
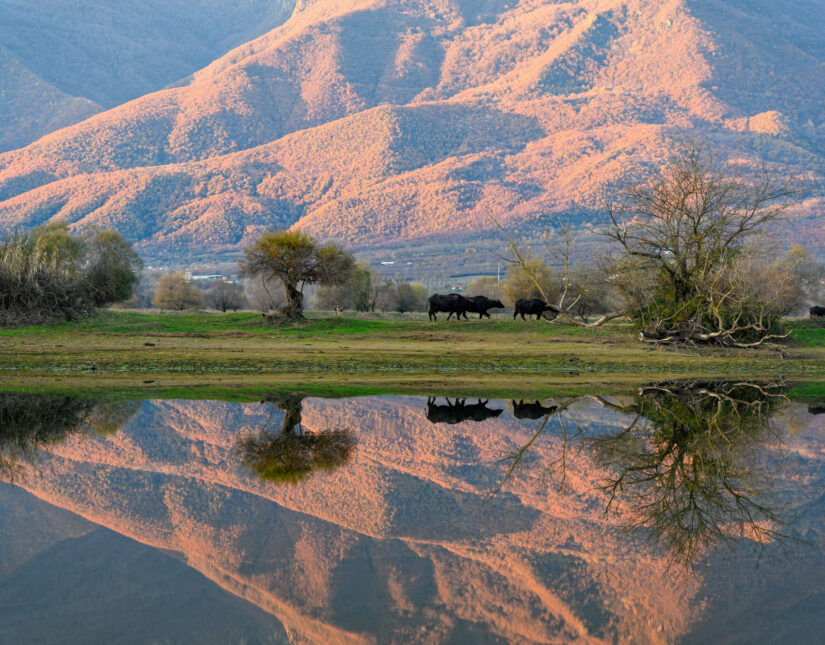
[0,0,823,260]
[0,0,296,151]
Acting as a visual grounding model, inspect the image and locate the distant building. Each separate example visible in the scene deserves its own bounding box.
[185,273,226,281]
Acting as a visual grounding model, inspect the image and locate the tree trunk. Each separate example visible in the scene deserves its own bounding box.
[283,281,305,319]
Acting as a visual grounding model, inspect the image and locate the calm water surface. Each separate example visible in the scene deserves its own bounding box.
[1,383,825,644]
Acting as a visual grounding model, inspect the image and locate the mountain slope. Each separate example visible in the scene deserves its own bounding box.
[0,0,823,260]
[0,47,101,153]
[0,0,296,152]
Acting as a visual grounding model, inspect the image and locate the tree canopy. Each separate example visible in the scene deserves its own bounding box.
[236,393,355,484]
[240,230,354,318]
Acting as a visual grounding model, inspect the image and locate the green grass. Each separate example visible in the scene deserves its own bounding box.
[788,319,825,347]
[2,310,825,398]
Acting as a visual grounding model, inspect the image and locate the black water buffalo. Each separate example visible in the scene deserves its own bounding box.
[512,400,559,420]
[514,298,557,320]
[426,397,503,424]
[464,295,505,319]
[811,306,825,318]
[428,293,469,320]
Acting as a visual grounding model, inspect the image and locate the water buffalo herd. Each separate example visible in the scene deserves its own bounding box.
[427,294,504,320]
[427,293,557,321]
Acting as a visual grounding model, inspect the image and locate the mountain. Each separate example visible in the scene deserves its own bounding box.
[0,0,296,152]
[0,0,823,261]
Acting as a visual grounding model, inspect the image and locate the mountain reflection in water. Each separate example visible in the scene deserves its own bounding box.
[2,383,825,644]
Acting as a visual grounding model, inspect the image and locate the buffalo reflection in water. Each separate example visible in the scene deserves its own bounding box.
[495,381,789,564]
[237,393,355,485]
[512,400,559,420]
[0,394,140,481]
[426,397,503,424]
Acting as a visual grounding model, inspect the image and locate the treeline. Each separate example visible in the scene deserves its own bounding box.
[124,262,432,314]
[123,241,825,322]
[0,223,142,325]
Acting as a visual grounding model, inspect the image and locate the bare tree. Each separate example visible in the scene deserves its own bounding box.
[245,275,286,312]
[489,381,789,565]
[152,273,204,311]
[494,218,625,327]
[604,144,796,346]
[497,145,797,344]
[206,280,248,312]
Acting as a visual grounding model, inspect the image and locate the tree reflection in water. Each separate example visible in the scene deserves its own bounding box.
[237,393,355,485]
[494,381,789,564]
[0,394,139,482]
[593,381,789,563]
[85,401,142,436]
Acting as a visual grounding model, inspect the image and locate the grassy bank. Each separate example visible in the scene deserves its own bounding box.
[1,310,825,399]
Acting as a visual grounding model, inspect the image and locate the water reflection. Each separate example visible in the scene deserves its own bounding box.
[237,392,355,484]
[808,402,825,415]
[426,397,503,424]
[512,400,558,420]
[492,381,789,564]
[592,381,787,563]
[0,394,139,481]
[3,384,825,643]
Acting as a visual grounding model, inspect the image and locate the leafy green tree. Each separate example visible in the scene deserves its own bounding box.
[83,229,143,306]
[31,223,83,277]
[237,393,355,484]
[240,230,354,319]
[394,282,428,313]
[351,262,379,312]
[0,223,141,325]
[0,394,133,481]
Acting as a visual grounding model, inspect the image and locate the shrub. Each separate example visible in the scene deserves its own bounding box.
[152,273,204,310]
[0,223,142,326]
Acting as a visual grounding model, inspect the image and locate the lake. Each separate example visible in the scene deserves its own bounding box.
[1,382,824,644]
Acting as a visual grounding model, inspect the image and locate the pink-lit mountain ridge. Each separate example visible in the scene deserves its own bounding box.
[0,0,823,259]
